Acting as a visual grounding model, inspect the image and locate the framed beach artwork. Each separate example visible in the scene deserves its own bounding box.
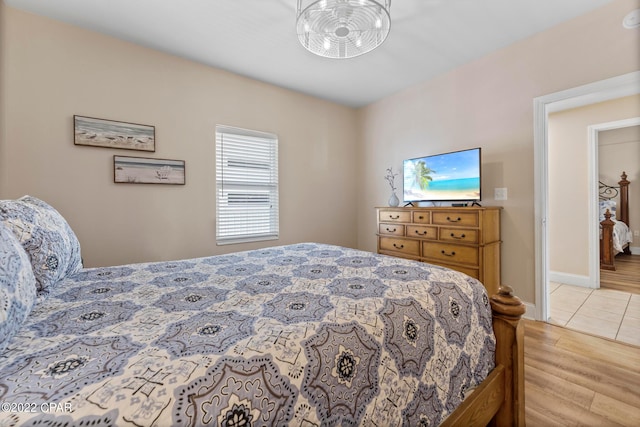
[74,115,155,152]
[114,156,185,185]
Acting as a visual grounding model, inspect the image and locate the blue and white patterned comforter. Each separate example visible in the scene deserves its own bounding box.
[0,243,495,426]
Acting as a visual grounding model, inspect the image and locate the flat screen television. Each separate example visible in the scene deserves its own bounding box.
[403,147,481,203]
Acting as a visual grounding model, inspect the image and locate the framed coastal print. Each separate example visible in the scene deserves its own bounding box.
[74,115,155,152]
[114,156,185,185]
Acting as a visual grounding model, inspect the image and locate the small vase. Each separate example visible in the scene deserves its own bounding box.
[388,191,400,207]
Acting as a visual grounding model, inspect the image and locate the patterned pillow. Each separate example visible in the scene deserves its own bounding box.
[0,221,37,354]
[0,196,82,296]
[599,200,617,222]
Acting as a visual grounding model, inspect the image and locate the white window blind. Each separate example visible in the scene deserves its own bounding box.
[215,125,279,245]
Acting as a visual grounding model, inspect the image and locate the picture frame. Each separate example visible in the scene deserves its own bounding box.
[114,156,185,185]
[74,115,155,152]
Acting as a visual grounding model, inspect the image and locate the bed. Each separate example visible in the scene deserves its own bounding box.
[599,172,633,271]
[0,196,524,426]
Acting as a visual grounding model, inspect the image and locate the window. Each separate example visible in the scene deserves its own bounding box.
[215,125,279,244]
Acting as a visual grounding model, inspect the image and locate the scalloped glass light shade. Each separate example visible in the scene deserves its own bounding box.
[296,0,391,59]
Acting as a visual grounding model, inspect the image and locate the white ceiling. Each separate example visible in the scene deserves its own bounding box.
[6,0,615,107]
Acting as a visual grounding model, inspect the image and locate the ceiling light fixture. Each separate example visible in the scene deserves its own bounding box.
[296,0,391,59]
[622,9,640,29]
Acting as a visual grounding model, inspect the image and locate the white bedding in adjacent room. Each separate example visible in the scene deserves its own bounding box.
[613,219,633,254]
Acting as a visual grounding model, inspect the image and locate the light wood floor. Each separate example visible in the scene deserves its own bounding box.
[524,319,640,426]
[601,254,640,295]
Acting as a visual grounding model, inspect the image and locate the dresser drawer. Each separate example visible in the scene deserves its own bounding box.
[379,237,420,256]
[379,223,405,236]
[432,211,479,227]
[406,225,437,240]
[439,227,479,244]
[425,260,479,280]
[412,211,430,224]
[422,241,479,266]
[379,210,411,223]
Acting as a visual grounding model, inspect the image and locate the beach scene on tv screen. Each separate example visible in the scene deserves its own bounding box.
[403,150,480,201]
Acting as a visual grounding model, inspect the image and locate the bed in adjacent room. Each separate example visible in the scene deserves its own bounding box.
[600,172,633,271]
[0,196,524,426]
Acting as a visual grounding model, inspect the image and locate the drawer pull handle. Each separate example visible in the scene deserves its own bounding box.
[450,233,466,239]
[386,227,397,232]
[415,230,428,236]
[389,215,400,220]
[441,250,456,257]
[418,215,424,220]
[393,243,404,249]
[446,216,462,222]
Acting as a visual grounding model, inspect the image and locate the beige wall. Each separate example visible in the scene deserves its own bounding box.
[548,95,640,277]
[357,0,640,303]
[0,6,360,267]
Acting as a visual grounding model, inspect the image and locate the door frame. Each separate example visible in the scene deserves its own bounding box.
[588,117,640,288]
[533,71,640,322]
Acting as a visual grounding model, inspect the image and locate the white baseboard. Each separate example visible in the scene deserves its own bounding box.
[536,251,638,322]
[523,301,536,320]
[548,271,595,289]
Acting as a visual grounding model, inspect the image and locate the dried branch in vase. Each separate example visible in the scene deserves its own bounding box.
[385,167,397,192]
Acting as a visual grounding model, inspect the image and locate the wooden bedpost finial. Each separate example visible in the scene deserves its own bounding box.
[601,209,614,225]
[490,285,526,319]
[620,171,629,185]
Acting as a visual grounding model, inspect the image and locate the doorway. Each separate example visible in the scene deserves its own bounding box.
[595,123,640,295]
[533,71,640,323]
[545,117,640,344]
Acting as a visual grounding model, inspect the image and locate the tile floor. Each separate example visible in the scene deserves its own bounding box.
[549,282,640,346]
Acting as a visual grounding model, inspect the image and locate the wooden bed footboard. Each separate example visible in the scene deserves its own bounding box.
[441,285,525,427]
[601,210,616,271]
[490,286,526,426]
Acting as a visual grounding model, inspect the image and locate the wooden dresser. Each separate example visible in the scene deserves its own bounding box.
[376,206,501,295]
